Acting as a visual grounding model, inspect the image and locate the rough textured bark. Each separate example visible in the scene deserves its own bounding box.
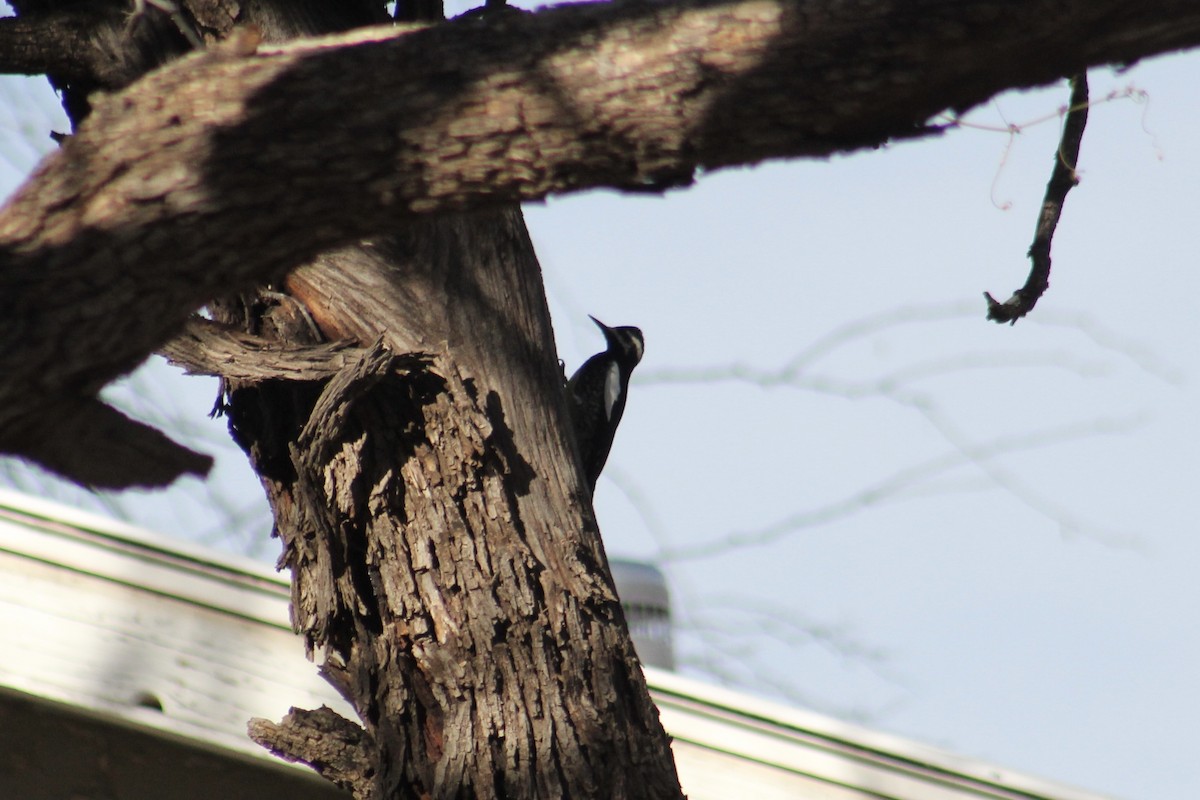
[249,706,374,795]
[3,2,685,797]
[161,317,370,382]
[3,0,1200,483]
[213,209,680,799]
[167,218,683,800]
[2,1,1199,796]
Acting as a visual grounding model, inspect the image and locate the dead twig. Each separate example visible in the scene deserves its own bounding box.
[985,73,1089,324]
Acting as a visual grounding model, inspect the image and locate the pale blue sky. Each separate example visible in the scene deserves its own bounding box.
[2,7,1197,799]
[539,49,1200,800]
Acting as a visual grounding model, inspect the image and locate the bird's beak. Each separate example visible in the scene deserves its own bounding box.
[588,315,612,333]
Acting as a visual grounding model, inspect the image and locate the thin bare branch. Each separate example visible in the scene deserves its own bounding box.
[1035,311,1184,384]
[986,73,1090,323]
[685,594,889,666]
[777,301,981,376]
[629,301,1175,554]
[658,415,1143,563]
[639,349,1113,394]
[638,301,1181,388]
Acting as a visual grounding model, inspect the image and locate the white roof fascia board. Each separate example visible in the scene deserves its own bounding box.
[0,490,1116,800]
[647,668,1114,800]
[0,489,291,629]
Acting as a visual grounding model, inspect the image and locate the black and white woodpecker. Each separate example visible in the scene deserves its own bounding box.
[566,315,645,492]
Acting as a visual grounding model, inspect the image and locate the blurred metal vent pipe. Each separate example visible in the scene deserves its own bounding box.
[610,559,674,670]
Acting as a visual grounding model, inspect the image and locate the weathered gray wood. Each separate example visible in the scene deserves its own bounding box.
[160,317,375,382]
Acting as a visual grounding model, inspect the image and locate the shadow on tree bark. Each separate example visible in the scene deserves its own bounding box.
[2,1,684,797]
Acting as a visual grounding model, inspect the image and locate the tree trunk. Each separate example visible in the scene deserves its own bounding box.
[225,213,682,799]
[2,2,684,797]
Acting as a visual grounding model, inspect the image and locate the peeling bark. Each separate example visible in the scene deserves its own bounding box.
[2,1,1198,796]
[249,706,374,797]
[161,316,370,382]
[215,209,681,799]
[4,2,685,797]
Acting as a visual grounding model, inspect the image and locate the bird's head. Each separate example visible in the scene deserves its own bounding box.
[590,315,644,366]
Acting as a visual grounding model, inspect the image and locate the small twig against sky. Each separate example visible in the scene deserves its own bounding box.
[195,496,274,556]
[673,603,903,720]
[634,301,1178,388]
[891,395,1147,549]
[655,415,1144,563]
[102,362,233,445]
[641,349,1114,398]
[687,593,890,666]
[0,459,135,519]
[0,358,269,551]
[938,80,1148,209]
[1037,310,1184,385]
[985,73,1090,324]
[631,301,1175,559]
[770,300,980,378]
[941,81,1143,136]
[672,619,883,717]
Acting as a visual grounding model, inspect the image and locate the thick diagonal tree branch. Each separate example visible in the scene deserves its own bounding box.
[0,7,129,84]
[2,0,1200,486]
